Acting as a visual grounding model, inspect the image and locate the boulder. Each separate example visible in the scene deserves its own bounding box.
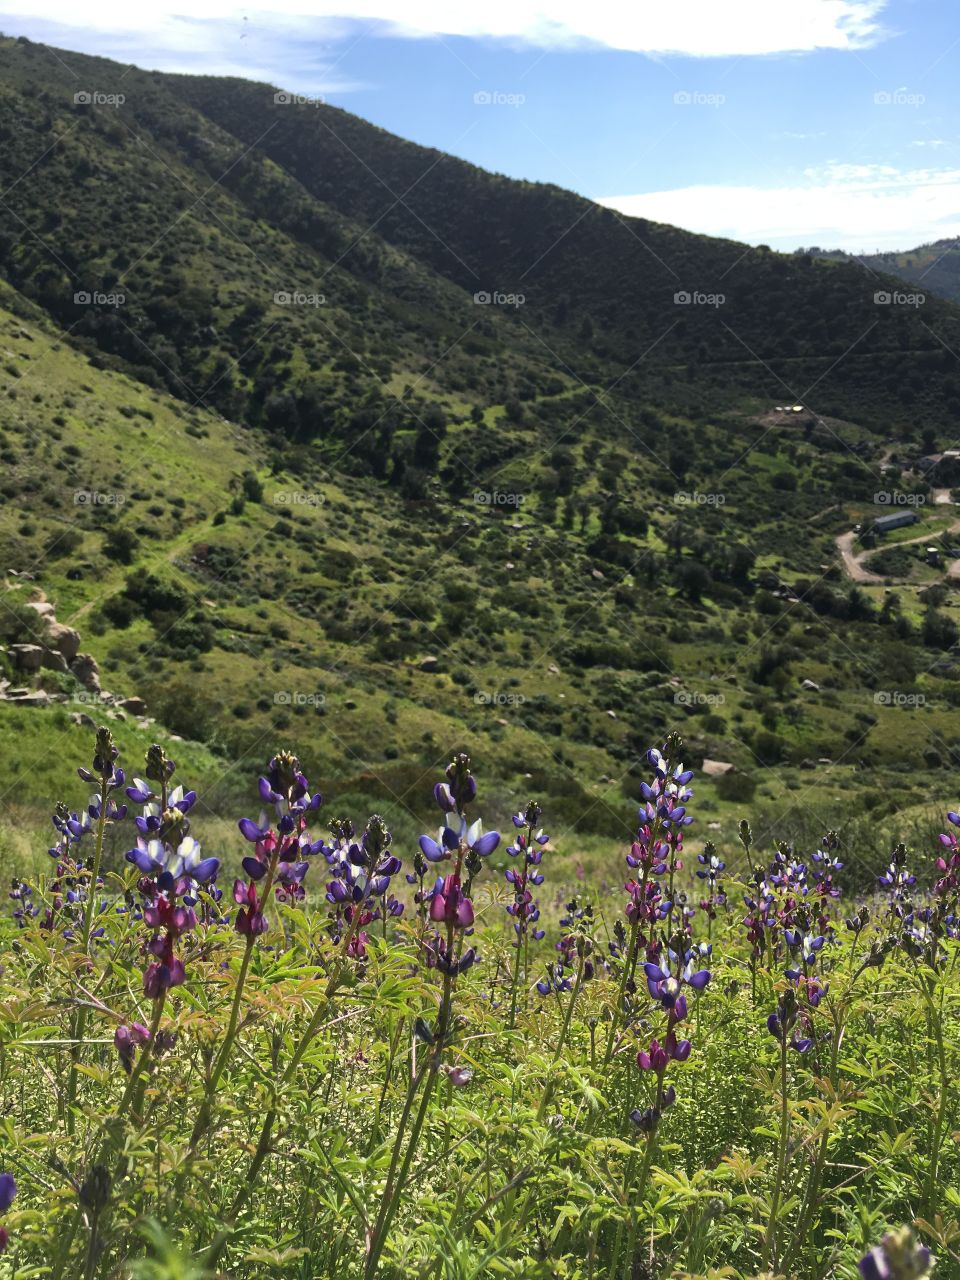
[71,711,96,727]
[46,622,81,661]
[800,678,820,691]
[6,689,50,706]
[419,656,441,673]
[701,759,734,777]
[24,600,55,620]
[70,653,101,692]
[41,649,69,674]
[9,643,44,672]
[119,696,147,716]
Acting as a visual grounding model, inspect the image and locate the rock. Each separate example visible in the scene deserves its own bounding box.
[591,568,605,580]
[495,717,509,727]
[6,689,50,706]
[9,643,44,672]
[606,709,617,719]
[119,696,147,716]
[24,600,55,620]
[707,821,722,830]
[800,678,820,691]
[71,711,96,727]
[547,663,559,674]
[702,759,734,777]
[344,699,357,710]
[41,649,69,674]
[419,656,441,673]
[45,622,81,661]
[817,757,833,766]
[70,653,101,692]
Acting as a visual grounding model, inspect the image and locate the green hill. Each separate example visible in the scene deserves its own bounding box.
[3,35,960,864]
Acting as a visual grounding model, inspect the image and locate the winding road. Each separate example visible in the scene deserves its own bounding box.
[836,518,960,585]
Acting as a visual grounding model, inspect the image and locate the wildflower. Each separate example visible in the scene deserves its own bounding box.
[636,1032,691,1072]
[125,749,218,886]
[429,872,474,927]
[142,871,194,997]
[936,811,960,895]
[644,953,710,1017]
[234,752,323,936]
[505,801,548,946]
[0,1172,15,1254]
[767,988,813,1053]
[114,1022,151,1073]
[859,1226,933,1280]
[442,1064,474,1087]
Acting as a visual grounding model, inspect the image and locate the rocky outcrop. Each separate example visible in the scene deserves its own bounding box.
[9,643,44,673]
[46,622,81,661]
[69,653,101,693]
[1,594,145,714]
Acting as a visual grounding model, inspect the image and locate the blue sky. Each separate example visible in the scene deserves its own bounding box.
[2,1,959,251]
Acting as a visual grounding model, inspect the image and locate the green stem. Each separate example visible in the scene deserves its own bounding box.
[603,918,639,1068]
[364,959,457,1279]
[762,1037,790,1271]
[205,910,363,1267]
[187,934,256,1150]
[537,950,586,1123]
[922,974,949,1215]
[66,774,110,1134]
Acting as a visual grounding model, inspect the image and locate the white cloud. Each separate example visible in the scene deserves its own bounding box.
[596,165,960,252]
[0,0,891,63]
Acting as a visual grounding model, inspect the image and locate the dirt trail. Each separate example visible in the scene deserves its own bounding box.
[836,517,960,585]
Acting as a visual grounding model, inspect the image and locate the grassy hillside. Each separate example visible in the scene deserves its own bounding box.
[3,37,960,877]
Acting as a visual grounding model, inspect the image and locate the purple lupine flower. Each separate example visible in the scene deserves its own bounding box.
[505,801,548,946]
[859,1227,933,1280]
[114,1022,151,1073]
[636,1032,691,1072]
[767,989,813,1054]
[324,815,401,956]
[142,871,193,997]
[430,873,475,928]
[0,1171,15,1254]
[125,748,218,890]
[233,752,323,933]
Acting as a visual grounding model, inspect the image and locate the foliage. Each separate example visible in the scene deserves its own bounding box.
[0,729,956,1279]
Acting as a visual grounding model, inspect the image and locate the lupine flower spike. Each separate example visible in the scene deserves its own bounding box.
[859,1226,934,1280]
[0,1173,15,1254]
